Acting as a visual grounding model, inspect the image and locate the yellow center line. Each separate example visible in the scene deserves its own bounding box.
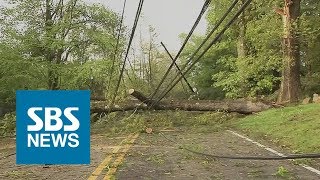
[103,133,140,180]
[87,134,133,180]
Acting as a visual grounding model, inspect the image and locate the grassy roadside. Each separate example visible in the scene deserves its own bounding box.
[234,104,320,153]
[91,111,240,136]
[2,102,317,154]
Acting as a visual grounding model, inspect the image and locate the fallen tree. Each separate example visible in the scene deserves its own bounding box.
[91,89,272,114]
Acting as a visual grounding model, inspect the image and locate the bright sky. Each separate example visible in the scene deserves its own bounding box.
[92,0,208,51]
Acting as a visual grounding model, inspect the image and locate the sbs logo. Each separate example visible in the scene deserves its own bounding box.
[27,107,80,148]
[16,90,90,165]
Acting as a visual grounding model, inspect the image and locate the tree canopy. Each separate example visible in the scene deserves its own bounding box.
[1,0,319,108]
[0,0,124,106]
[180,0,320,102]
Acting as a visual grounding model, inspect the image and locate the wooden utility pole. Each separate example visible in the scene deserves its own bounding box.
[276,0,301,103]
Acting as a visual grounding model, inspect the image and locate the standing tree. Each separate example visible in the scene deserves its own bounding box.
[277,0,301,103]
[299,0,320,95]
[187,0,283,100]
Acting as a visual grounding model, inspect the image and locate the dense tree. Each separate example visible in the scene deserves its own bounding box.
[180,1,283,100]
[1,0,122,90]
[181,0,319,102]
[300,0,320,96]
[0,0,319,108]
[0,0,124,107]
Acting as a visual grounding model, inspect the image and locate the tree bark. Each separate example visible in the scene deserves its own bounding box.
[278,0,301,103]
[45,0,60,90]
[237,0,247,58]
[91,89,271,114]
[128,89,156,106]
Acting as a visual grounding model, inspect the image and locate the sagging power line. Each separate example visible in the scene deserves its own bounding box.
[111,0,145,106]
[107,0,127,95]
[160,132,320,161]
[154,0,250,105]
[149,0,212,101]
[153,0,240,105]
[160,42,195,93]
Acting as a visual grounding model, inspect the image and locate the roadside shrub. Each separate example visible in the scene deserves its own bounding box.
[0,112,16,136]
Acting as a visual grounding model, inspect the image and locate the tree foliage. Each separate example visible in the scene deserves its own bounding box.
[0,0,123,107]
[1,0,319,109]
[181,0,320,100]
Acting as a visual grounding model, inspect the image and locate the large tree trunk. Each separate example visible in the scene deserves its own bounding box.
[45,0,59,90]
[91,89,271,115]
[278,0,301,103]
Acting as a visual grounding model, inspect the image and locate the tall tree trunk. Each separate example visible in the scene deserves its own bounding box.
[148,40,153,89]
[237,0,247,58]
[45,0,59,90]
[278,0,301,103]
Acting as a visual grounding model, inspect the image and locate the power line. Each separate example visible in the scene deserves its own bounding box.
[111,0,144,106]
[149,0,212,101]
[160,42,195,93]
[154,0,249,104]
[107,0,127,98]
[186,148,320,160]
[153,0,240,105]
[160,132,320,161]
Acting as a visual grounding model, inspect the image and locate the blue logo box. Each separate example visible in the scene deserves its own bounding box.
[16,90,90,164]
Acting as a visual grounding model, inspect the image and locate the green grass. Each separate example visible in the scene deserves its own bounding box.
[146,153,166,164]
[91,111,240,136]
[275,166,290,178]
[0,112,16,137]
[235,103,320,153]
